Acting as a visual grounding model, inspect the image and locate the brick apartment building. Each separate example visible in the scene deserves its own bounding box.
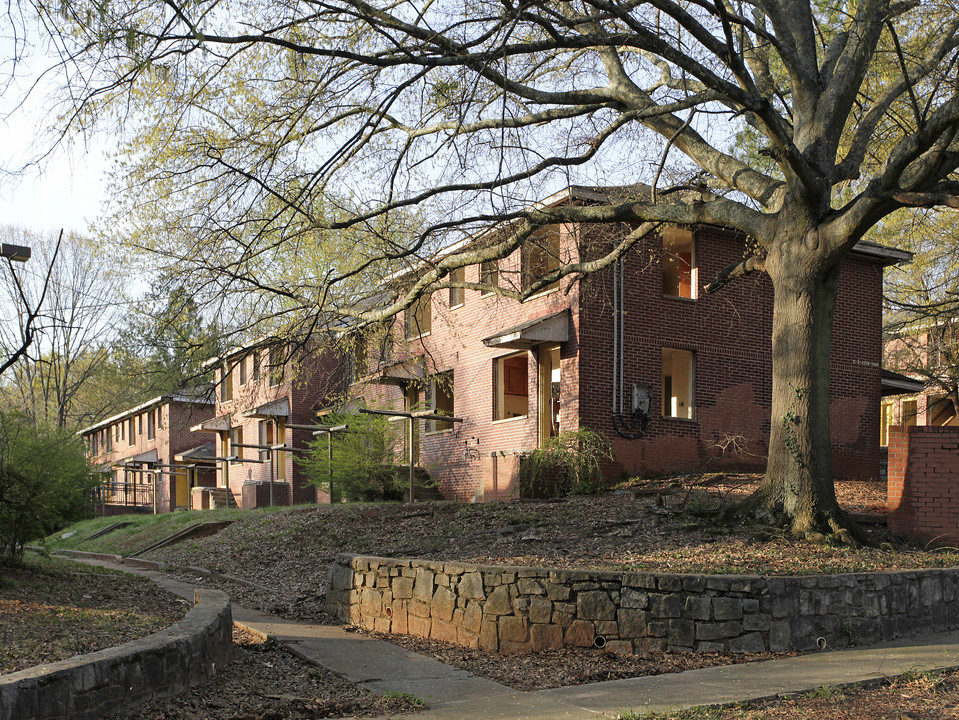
[193,342,345,508]
[80,391,216,513]
[355,185,910,501]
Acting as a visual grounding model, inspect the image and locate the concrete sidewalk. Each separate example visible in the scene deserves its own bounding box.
[65,553,959,719]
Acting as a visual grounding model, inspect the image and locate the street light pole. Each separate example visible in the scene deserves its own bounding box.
[0,244,30,262]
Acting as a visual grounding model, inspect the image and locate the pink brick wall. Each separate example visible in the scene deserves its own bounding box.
[209,346,345,507]
[887,425,959,545]
[83,399,214,513]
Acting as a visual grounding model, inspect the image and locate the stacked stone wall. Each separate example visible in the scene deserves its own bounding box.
[0,589,232,720]
[329,554,959,654]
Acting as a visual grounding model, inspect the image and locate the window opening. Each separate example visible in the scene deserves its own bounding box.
[480,260,499,295]
[269,349,285,387]
[522,230,560,294]
[539,345,561,444]
[147,411,155,440]
[230,426,244,464]
[449,267,465,308]
[662,348,695,419]
[405,294,432,339]
[880,401,894,446]
[901,398,918,427]
[495,353,529,420]
[426,372,454,433]
[221,366,234,401]
[662,227,696,299]
[239,357,248,386]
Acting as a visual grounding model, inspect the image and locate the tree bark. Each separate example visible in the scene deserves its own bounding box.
[739,232,862,542]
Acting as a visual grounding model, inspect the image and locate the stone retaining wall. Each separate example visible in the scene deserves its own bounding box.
[328,553,959,654]
[0,589,232,720]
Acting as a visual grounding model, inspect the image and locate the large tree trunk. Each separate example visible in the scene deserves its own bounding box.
[740,234,862,542]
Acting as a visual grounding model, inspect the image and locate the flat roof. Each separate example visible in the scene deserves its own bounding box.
[78,389,213,436]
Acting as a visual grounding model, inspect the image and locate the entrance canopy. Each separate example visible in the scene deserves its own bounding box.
[242,398,291,419]
[483,309,570,350]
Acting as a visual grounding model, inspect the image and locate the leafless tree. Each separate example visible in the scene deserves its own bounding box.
[10,0,959,538]
[0,228,125,428]
[0,230,60,377]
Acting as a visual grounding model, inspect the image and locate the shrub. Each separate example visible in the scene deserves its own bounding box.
[519,427,614,498]
[298,410,405,501]
[0,412,95,567]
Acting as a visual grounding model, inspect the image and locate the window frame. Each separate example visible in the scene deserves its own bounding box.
[662,347,696,420]
[662,227,697,300]
[480,259,499,296]
[425,372,455,434]
[493,352,530,422]
[404,293,432,339]
[449,267,465,309]
[521,230,561,296]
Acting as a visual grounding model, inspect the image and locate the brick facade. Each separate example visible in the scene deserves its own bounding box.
[887,425,959,545]
[198,344,345,508]
[81,395,215,513]
[357,212,893,501]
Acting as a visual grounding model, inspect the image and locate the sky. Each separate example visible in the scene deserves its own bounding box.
[0,26,110,236]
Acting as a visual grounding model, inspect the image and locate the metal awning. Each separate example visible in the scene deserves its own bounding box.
[483,309,570,350]
[242,398,291,419]
[356,357,426,386]
[881,369,926,397]
[191,414,232,433]
[174,442,217,463]
[128,449,159,464]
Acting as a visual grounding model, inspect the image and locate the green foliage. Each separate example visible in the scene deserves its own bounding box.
[0,412,96,567]
[298,411,405,502]
[519,427,614,499]
[804,684,845,701]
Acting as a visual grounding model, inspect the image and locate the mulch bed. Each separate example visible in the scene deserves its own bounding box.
[0,556,187,675]
[113,627,423,719]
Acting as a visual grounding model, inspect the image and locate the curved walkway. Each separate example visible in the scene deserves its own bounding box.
[63,553,959,720]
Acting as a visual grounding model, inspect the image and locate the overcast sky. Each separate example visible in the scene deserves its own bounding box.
[0,26,110,236]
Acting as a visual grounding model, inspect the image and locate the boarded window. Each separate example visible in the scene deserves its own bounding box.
[426,372,454,433]
[522,230,560,294]
[405,294,432,339]
[480,260,499,295]
[221,366,234,402]
[230,426,244,464]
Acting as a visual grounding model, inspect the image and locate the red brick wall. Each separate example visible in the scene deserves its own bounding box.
[357,224,886,500]
[209,346,343,506]
[578,226,883,480]
[357,224,581,501]
[887,425,959,545]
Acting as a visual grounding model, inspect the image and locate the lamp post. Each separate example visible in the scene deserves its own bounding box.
[0,244,30,262]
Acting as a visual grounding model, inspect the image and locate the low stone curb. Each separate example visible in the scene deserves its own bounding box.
[0,588,233,720]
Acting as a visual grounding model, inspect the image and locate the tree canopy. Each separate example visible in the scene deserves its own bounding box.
[10,0,959,537]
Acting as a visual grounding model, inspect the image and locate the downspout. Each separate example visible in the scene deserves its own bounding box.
[612,256,650,439]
